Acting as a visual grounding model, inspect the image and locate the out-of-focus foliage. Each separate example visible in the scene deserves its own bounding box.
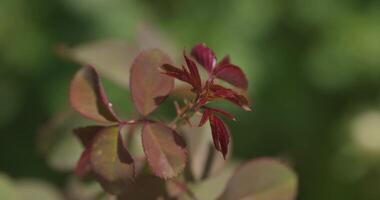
[1,0,380,199]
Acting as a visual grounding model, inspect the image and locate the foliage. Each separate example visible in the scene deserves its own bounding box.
[67,44,298,199]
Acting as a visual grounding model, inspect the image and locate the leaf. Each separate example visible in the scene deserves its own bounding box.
[90,126,135,195]
[65,176,104,200]
[75,146,92,177]
[182,115,230,181]
[218,158,298,200]
[74,126,104,147]
[214,64,248,90]
[70,66,119,123]
[73,126,105,177]
[0,173,18,200]
[130,49,174,116]
[0,174,64,200]
[209,84,251,111]
[142,123,186,179]
[117,175,189,200]
[65,40,137,88]
[118,175,167,200]
[191,43,217,72]
[16,179,64,200]
[209,115,230,158]
[47,132,83,172]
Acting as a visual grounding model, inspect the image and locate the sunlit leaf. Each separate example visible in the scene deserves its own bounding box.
[0,173,18,200]
[218,158,298,200]
[0,174,64,200]
[130,49,174,116]
[70,66,119,123]
[90,126,134,195]
[142,123,186,179]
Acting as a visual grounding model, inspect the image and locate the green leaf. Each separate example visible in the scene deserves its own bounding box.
[218,158,298,200]
[90,126,135,195]
[142,123,186,179]
[66,40,137,88]
[70,66,119,123]
[0,173,18,200]
[130,49,174,116]
[16,179,63,200]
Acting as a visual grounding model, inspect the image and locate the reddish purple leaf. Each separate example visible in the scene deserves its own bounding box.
[161,64,192,85]
[160,54,203,93]
[142,123,187,179]
[209,84,251,111]
[182,116,231,181]
[218,158,298,200]
[75,146,91,177]
[117,125,134,164]
[209,115,230,159]
[119,175,166,199]
[214,64,248,90]
[73,126,103,147]
[90,126,135,195]
[191,43,217,72]
[204,107,236,121]
[73,126,104,177]
[130,49,174,116]
[184,54,202,92]
[217,55,231,67]
[198,109,212,127]
[70,66,119,123]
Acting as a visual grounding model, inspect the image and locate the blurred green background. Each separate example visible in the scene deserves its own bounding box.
[1,0,380,199]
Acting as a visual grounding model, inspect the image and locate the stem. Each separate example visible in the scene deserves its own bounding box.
[170,96,199,128]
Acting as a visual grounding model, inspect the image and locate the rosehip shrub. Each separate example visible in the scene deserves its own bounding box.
[69,43,298,199]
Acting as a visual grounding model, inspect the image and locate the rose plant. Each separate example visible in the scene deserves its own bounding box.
[68,43,298,199]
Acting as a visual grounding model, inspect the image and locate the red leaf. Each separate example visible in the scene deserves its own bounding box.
[214,64,248,90]
[210,115,230,159]
[198,109,212,127]
[118,125,134,164]
[130,49,174,116]
[75,146,91,177]
[161,64,192,85]
[73,126,104,147]
[181,115,231,181]
[204,107,236,121]
[70,66,119,123]
[184,54,202,92]
[142,123,187,179]
[209,84,251,111]
[191,43,217,72]
[217,55,231,67]
[73,126,104,177]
